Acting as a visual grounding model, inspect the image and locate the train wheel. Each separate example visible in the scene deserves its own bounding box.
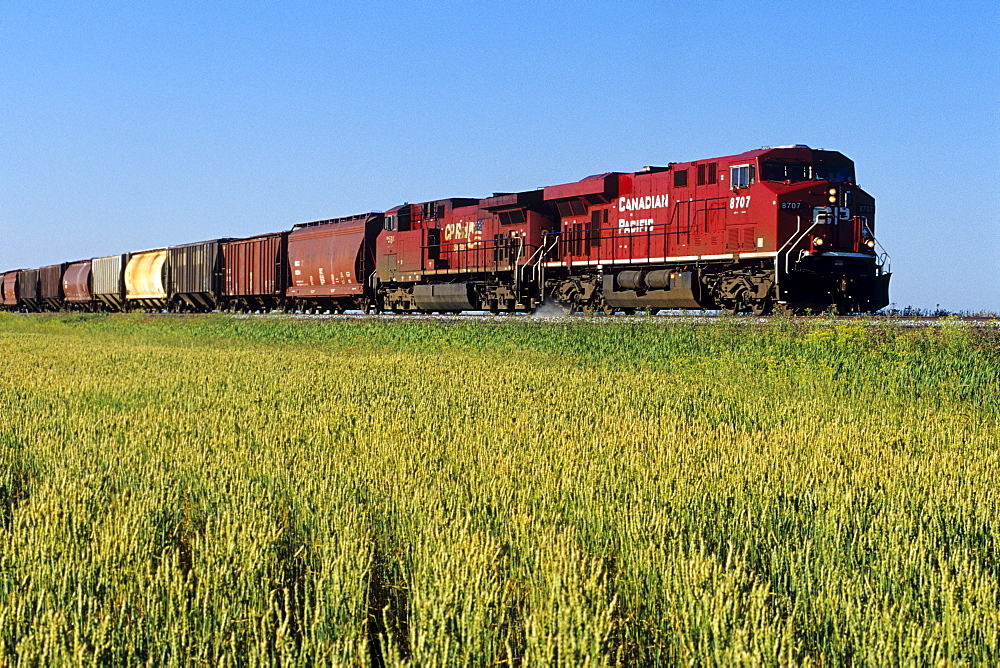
[720,298,741,315]
[751,299,773,316]
[724,290,750,315]
[560,297,580,315]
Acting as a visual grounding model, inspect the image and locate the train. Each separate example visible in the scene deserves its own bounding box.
[1,145,890,316]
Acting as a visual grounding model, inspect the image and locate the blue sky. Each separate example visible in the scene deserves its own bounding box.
[2,1,997,311]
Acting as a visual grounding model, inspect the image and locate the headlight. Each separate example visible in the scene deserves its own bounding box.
[865,239,876,248]
[827,188,837,204]
[814,237,825,247]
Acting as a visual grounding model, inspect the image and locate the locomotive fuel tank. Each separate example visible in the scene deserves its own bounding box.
[602,271,702,310]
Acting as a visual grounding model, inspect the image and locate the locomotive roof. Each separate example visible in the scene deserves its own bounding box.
[370,147,856,213]
[539,146,854,199]
[662,145,852,172]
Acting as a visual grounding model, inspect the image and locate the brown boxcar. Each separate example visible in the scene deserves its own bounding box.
[286,213,382,312]
[92,254,128,310]
[63,261,93,306]
[17,269,41,311]
[168,239,228,311]
[39,264,67,310]
[1,272,18,308]
[221,232,288,312]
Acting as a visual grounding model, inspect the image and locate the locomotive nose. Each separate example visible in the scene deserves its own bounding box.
[807,184,861,252]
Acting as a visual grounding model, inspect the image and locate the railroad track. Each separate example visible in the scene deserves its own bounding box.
[222,311,999,326]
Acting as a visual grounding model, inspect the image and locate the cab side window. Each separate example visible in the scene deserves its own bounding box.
[730,164,756,188]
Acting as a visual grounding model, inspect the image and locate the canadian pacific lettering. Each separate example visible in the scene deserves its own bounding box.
[618,218,654,233]
[617,194,669,212]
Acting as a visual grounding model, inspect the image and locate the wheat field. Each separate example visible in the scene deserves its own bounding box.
[1,313,998,665]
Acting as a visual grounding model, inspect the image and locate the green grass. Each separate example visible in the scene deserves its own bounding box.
[1,312,999,665]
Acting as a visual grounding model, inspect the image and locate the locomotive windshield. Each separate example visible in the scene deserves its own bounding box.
[761,161,812,182]
[813,165,855,183]
[761,160,855,184]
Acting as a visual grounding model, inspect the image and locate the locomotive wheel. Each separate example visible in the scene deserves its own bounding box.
[751,299,773,316]
[722,290,749,315]
[559,295,580,315]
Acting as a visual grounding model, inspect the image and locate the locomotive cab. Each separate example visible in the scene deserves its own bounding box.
[761,147,889,312]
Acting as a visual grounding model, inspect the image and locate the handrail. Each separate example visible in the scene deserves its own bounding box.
[773,215,802,297]
[525,233,554,274]
[783,214,821,275]
[538,196,730,268]
[875,247,891,275]
[512,235,525,293]
[858,218,891,275]
[532,233,560,298]
[418,238,541,274]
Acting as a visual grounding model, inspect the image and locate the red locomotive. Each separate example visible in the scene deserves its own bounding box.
[371,145,889,315]
[1,145,890,315]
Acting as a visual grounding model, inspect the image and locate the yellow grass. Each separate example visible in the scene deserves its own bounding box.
[1,313,998,665]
